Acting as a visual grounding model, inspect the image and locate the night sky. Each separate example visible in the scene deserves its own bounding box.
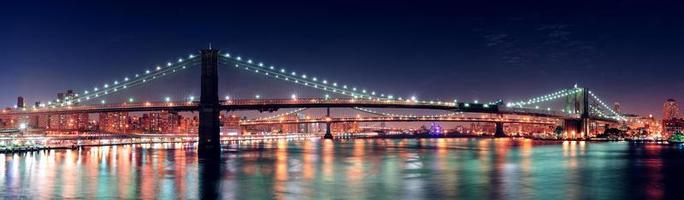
[2,1,683,117]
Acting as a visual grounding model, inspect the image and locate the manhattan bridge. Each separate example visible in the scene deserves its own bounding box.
[0,48,625,153]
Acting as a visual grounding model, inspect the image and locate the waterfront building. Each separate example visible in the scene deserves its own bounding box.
[331,122,360,133]
[98,112,130,133]
[280,114,299,133]
[663,99,684,138]
[220,114,240,135]
[141,111,180,133]
[625,114,661,137]
[663,99,682,120]
[180,116,200,134]
[663,118,684,138]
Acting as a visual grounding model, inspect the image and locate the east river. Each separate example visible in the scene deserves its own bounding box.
[1,138,683,199]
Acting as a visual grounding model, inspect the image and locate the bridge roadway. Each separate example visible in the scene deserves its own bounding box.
[0,98,583,120]
[240,115,560,126]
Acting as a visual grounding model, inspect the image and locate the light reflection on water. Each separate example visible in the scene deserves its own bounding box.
[1,138,684,199]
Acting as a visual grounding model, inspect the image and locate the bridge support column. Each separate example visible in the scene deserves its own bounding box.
[494,122,506,137]
[563,119,588,139]
[324,107,333,139]
[198,49,221,155]
[580,88,589,138]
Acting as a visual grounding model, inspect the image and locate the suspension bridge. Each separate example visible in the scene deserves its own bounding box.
[0,48,625,153]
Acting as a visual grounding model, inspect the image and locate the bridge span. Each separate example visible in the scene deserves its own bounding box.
[0,48,627,154]
[1,98,579,120]
[240,115,560,126]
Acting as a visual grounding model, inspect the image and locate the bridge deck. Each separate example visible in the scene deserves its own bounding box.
[0,98,617,122]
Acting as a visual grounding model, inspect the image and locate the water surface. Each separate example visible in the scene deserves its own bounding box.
[1,138,683,199]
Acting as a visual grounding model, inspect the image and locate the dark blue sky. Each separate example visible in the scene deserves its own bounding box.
[1,0,683,117]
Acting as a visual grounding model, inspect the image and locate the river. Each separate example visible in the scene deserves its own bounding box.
[1,138,682,199]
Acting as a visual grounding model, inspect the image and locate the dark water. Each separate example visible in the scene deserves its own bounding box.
[2,138,684,199]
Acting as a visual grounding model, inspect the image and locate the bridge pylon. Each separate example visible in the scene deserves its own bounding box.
[563,87,590,138]
[580,88,590,137]
[198,49,221,154]
[494,122,506,137]
[323,107,333,139]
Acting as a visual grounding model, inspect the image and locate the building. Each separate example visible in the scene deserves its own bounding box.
[662,99,684,138]
[17,96,24,108]
[280,114,299,134]
[141,111,181,133]
[331,122,360,133]
[663,118,684,138]
[57,93,65,102]
[663,99,682,120]
[220,114,241,135]
[99,112,130,133]
[625,114,661,137]
[180,116,200,134]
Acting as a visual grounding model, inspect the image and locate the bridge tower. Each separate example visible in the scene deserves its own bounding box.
[324,107,333,139]
[199,49,221,153]
[580,88,590,137]
[563,87,590,138]
[494,122,506,137]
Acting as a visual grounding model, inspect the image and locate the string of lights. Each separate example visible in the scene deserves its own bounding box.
[218,51,471,106]
[506,88,583,108]
[352,107,461,118]
[44,54,201,108]
[246,108,309,121]
[588,90,626,120]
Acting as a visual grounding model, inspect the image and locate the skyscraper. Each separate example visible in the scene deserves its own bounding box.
[663,99,684,138]
[663,99,682,120]
[57,93,65,102]
[612,102,621,114]
[16,96,24,108]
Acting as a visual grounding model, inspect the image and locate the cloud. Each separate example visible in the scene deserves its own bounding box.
[479,21,598,71]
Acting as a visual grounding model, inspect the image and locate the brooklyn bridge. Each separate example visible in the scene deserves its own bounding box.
[0,48,625,153]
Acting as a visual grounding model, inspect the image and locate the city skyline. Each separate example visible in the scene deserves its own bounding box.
[2,1,684,118]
